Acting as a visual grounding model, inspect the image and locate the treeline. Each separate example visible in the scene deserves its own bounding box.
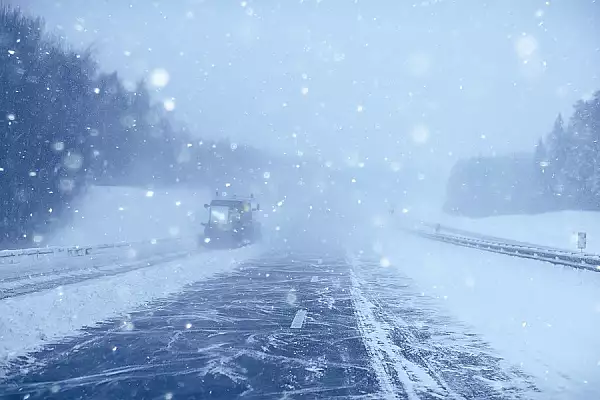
[0,6,266,247]
[445,91,600,217]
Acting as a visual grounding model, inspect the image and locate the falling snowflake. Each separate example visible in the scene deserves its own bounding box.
[149,68,170,88]
[163,98,175,111]
[411,124,430,144]
[515,34,538,59]
[286,290,297,306]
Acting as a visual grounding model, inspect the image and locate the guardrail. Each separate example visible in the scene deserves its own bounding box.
[0,237,198,300]
[0,237,185,261]
[0,236,200,300]
[0,237,197,282]
[409,223,600,273]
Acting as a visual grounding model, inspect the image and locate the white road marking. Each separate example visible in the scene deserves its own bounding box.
[311,275,318,283]
[290,309,308,329]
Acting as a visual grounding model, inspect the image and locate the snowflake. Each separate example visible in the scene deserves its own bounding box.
[149,68,170,88]
[163,98,175,111]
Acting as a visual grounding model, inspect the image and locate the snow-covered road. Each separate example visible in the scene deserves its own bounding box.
[0,245,262,372]
[0,250,536,399]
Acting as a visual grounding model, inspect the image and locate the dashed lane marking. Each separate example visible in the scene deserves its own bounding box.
[290,309,308,329]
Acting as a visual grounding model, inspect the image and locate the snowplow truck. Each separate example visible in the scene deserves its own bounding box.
[200,194,261,248]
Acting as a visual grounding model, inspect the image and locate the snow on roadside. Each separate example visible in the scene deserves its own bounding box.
[416,210,600,254]
[373,229,600,399]
[0,245,263,375]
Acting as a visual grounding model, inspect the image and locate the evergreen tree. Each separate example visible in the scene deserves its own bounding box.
[0,6,269,248]
[545,114,568,194]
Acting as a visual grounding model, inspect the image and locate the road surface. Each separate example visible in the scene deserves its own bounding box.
[0,250,534,399]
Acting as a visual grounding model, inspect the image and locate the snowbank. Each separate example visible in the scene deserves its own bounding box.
[374,230,600,398]
[0,245,263,375]
[49,185,212,246]
[419,210,600,254]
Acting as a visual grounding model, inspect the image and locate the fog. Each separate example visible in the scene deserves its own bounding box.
[9,0,600,245]
[15,0,599,168]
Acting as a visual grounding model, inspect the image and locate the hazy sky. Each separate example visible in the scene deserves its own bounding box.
[12,0,600,174]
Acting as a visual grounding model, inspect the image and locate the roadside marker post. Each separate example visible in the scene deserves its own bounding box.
[577,232,587,253]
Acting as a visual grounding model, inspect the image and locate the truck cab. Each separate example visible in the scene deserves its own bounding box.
[201,194,261,248]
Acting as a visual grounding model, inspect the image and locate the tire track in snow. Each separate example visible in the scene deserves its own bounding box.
[349,265,463,400]
[350,268,417,399]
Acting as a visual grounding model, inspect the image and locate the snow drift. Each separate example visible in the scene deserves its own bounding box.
[369,228,600,399]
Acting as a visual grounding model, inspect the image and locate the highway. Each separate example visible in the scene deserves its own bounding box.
[0,249,534,399]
